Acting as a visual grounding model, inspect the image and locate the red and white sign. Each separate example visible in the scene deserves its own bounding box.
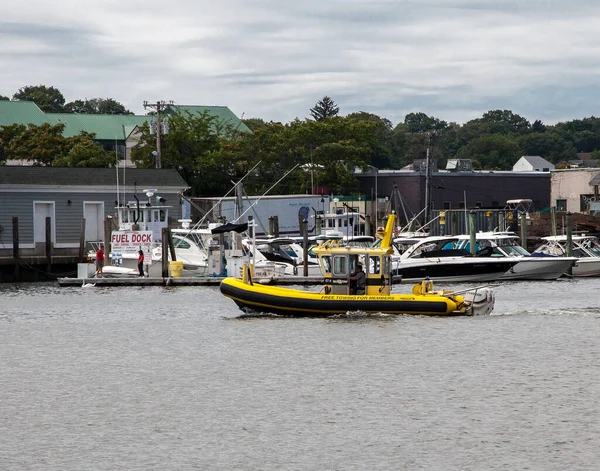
[111,231,153,253]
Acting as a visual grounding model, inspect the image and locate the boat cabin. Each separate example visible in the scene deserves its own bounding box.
[118,199,170,242]
[312,213,397,296]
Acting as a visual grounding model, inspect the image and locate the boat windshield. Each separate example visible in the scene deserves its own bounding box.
[579,238,600,257]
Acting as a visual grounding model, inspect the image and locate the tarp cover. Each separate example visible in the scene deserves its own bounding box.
[211,222,248,234]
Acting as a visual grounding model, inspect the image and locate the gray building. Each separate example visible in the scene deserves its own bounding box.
[0,167,189,280]
[356,168,551,227]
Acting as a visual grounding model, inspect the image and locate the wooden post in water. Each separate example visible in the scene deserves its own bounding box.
[520,212,528,250]
[45,216,52,275]
[551,206,557,236]
[498,212,505,232]
[161,227,169,277]
[566,212,573,257]
[79,218,87,262]
[469,211,477,255]
[364,215,370,237]
[450,211,458,236]
[268,217,274,237]
[166,228,176,261]
[273,216,279,237]
[104,216,112,266]
[12,216,20,281]
[302,219,309,277]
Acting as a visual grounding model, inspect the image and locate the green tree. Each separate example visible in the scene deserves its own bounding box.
[54,133,116,167]
[0,95,9,101]
[517,132,577,163]
[242,118,269,132]
[404,112,447,133]
[64,98,132,114]
[478,110,531,135]
[131,109,234,195]
[12,85,65,112]
[6,123,69,165]
[456,134,522,170]
[0,123,27,163]
[310,96,340,121]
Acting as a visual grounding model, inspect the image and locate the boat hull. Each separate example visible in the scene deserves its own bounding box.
[393,258,517,283]
[220,278,483,316]
[572,258,600,277]
[499,257,575,280]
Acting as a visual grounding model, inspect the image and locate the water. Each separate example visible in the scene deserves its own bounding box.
[1,279,600,470]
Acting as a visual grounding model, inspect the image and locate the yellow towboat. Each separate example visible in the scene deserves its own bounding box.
[220,213,495,317]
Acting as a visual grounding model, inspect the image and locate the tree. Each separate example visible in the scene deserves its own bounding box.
[0,95,9,101]
[54,133,116,167]
[310,96,340,121]
[242,118,268,132]
[64,98,132,114]
[131,109,234,195]
[403,112,447,134]
[6,123,69,165]
[456,134,522,170]
[12,85,65,112]
[478,110,531,135]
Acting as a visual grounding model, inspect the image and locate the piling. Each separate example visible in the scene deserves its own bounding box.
[468,211,477,254]
[45,216,52,274]
[12,216,20,280]
[520,212,527,250]
[566,212,573,257]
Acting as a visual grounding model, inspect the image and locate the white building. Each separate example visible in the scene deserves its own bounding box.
[513,156,555,172]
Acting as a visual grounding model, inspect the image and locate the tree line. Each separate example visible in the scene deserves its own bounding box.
[2,86,600,197]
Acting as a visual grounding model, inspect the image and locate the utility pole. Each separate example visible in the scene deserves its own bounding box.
[143,100,173,168]
[423,130,438,224]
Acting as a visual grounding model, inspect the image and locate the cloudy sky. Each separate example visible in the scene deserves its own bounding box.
[2,0,600,126]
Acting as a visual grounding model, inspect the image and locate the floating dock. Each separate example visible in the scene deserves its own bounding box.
[57,275,325,287]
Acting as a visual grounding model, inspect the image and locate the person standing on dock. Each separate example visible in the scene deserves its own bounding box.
[95,244,105,278]
[138,250,145,277]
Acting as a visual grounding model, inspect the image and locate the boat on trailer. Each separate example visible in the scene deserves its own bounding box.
[220,213,495,317]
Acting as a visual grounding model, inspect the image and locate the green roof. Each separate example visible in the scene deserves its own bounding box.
[0,100,59,127]
[0,101,251,142]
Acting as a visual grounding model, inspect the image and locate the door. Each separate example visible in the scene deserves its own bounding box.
[33,202,56,244]
[84,202,104,242]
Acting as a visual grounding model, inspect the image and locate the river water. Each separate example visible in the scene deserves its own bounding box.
[1,278,600,470]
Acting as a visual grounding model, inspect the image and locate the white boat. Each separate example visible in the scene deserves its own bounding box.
[533,235,600,277]
[387,235,519,283]
[454,232,576,280]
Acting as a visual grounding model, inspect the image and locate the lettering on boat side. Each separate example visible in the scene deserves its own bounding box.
[321,296,394,300]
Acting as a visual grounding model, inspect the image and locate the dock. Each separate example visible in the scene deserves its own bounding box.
[57,275,326,287]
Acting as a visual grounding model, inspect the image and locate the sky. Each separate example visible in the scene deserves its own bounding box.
[2,0,600,126]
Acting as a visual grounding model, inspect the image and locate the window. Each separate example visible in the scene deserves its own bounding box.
[369,255,380,275]
[333,256,348,275]
[475,201,483,208]
[321,255,332,274]
[443,201,451,209]
[173,237,191,249]
[556,199,567,212]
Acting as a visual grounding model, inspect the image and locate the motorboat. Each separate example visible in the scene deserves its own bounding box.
[454,232,576,280]
[220,213,495,317]
[386,235,519,283]
[533,235,600,277]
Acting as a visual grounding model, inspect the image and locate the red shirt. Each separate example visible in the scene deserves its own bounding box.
[138,253,144,264]
[96,249,104,261]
